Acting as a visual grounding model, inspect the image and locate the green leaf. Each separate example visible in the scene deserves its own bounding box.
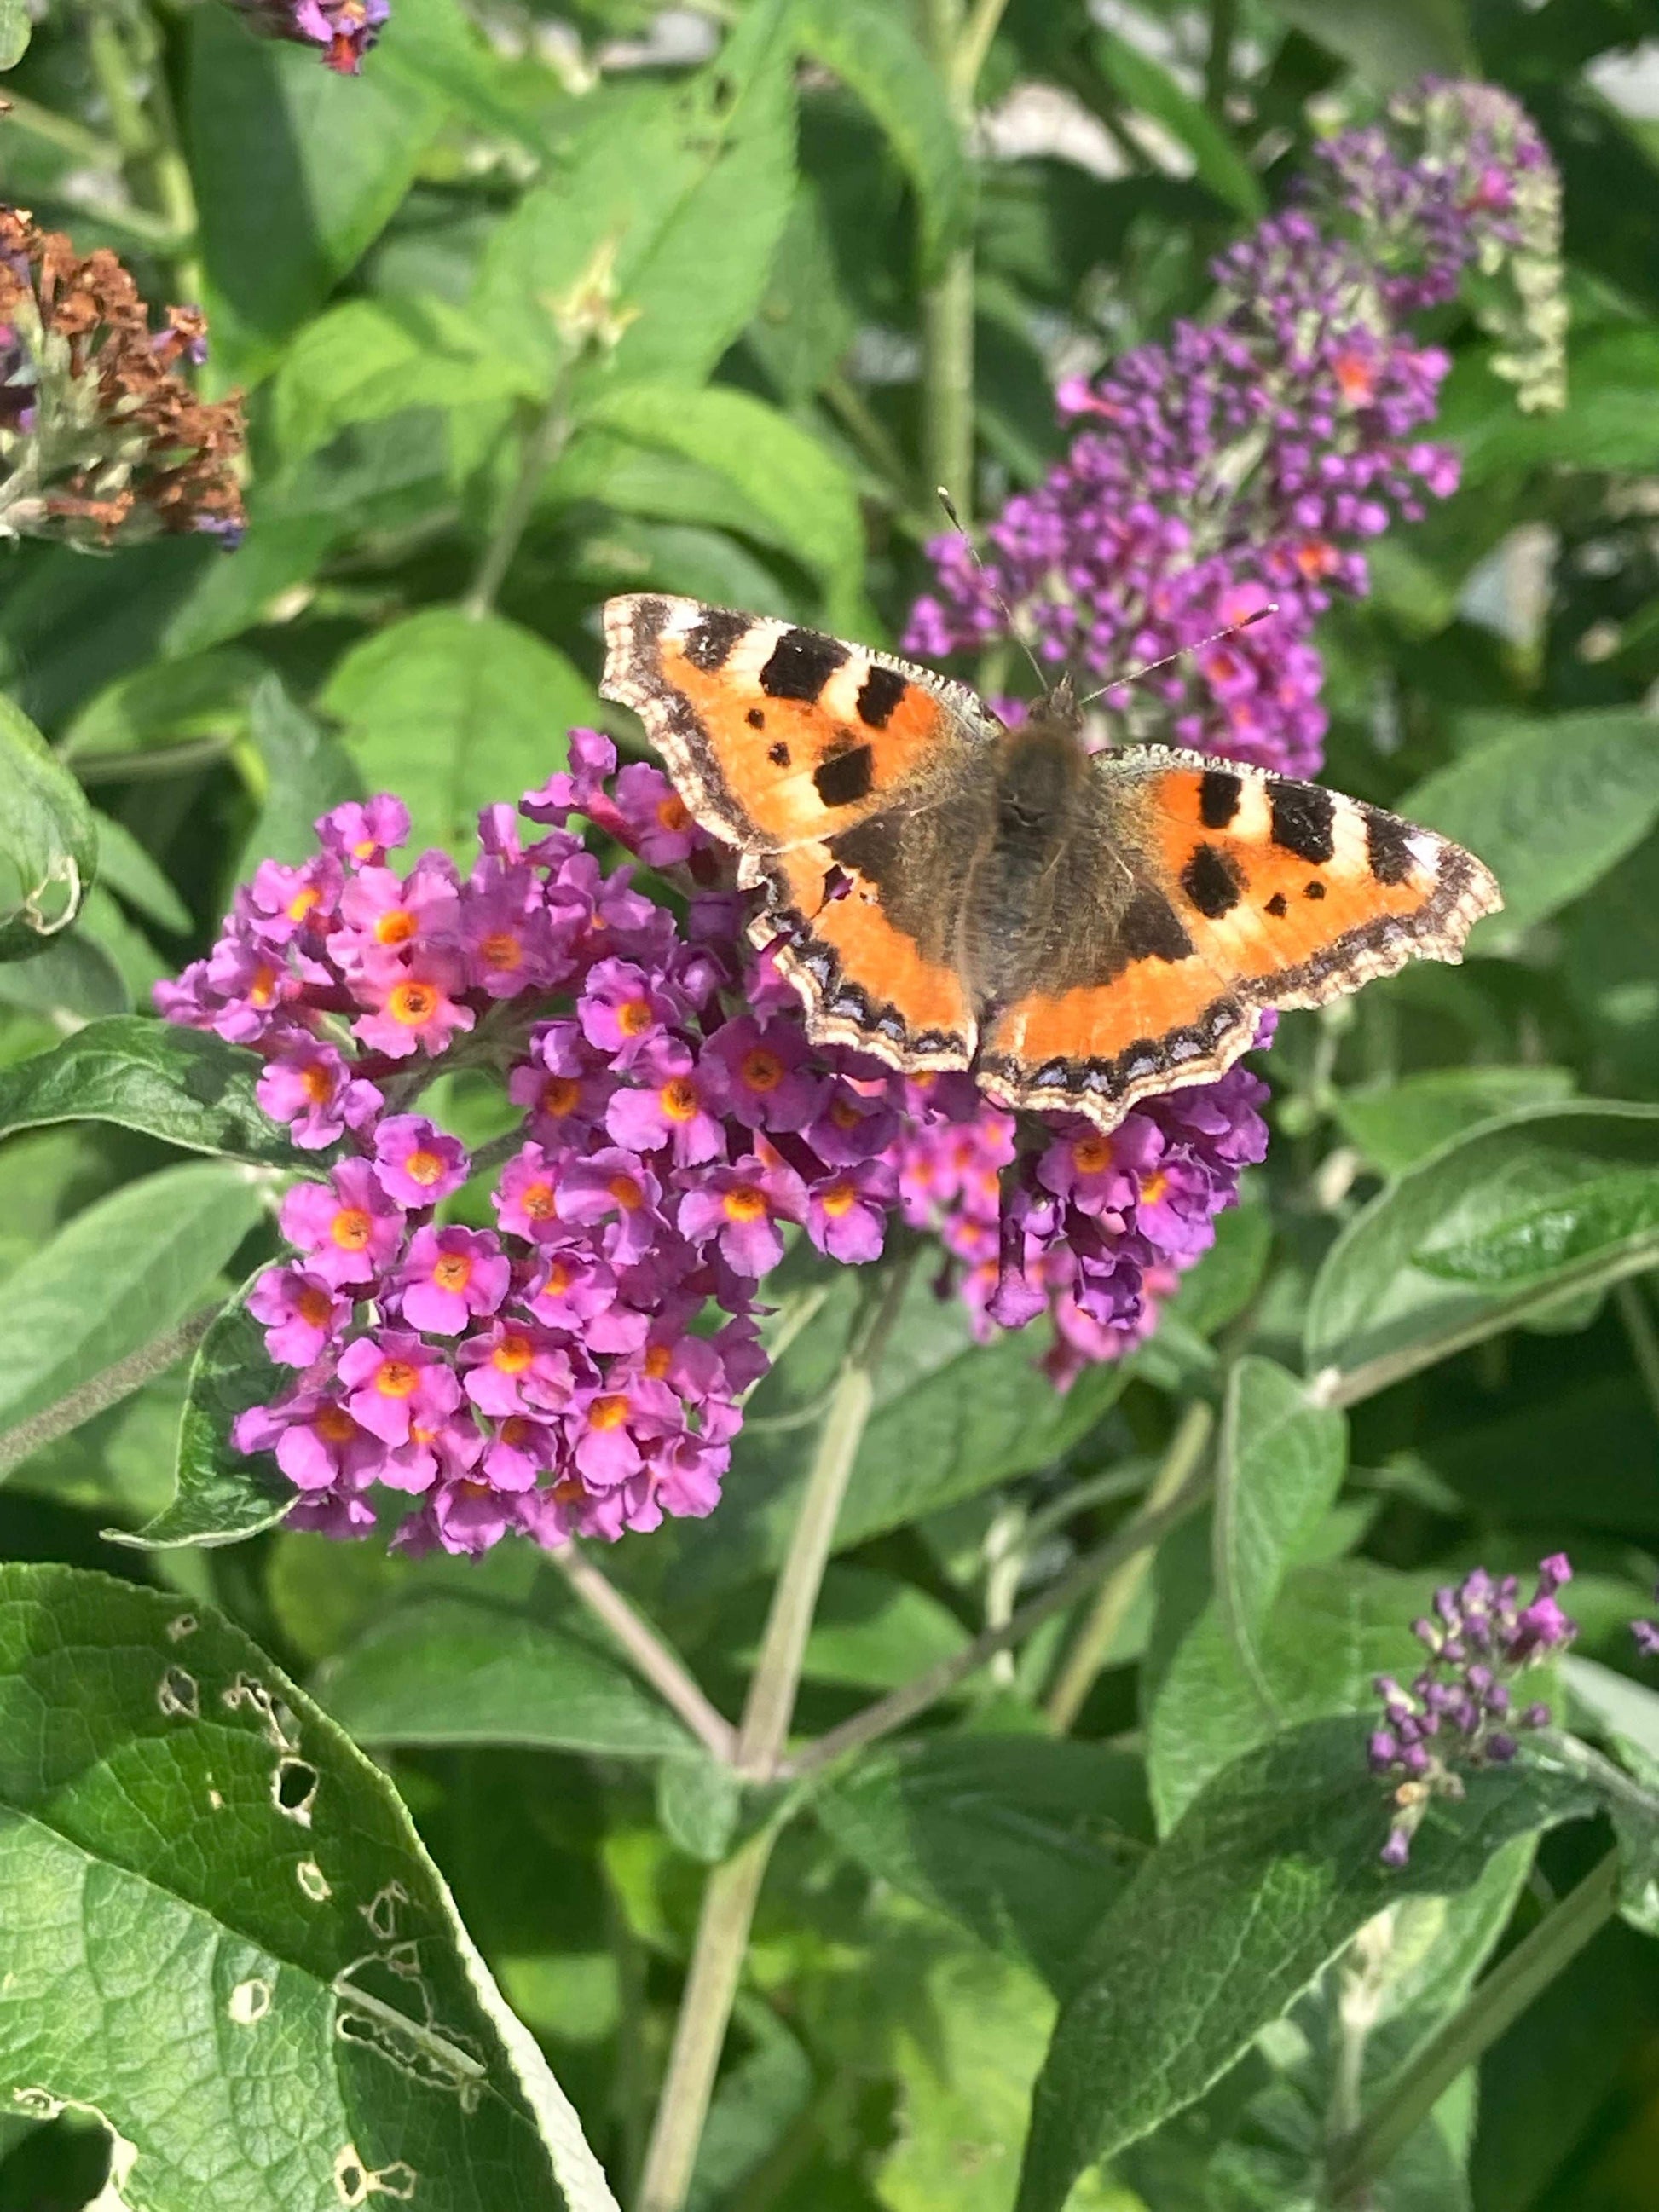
[1402,711,1659,952]
[315,1594,698,1759]
[1269,0,1476,87]
[0,928,127,1022]
[185,5,444,382]
[273,297,542,467]
[473,0,796,394]
[1014,1718,1591,2212]
[581,384,868,628]
[0,1019,306,1167]
[0,1562,616,2211]
[321,609,597,858]
[109,1281,296,1551]
[1091,32,1264,217]
[59,648,261,765]
[0,694,95,962]
[1304,1102,1659,1390]
[1213,1358,1347,1711]
[86,814,193,939]
[1335,1067,1578,1177]
[818,1736,1152,1993]
[242,673,362,873]
[1413,1166,1659,1285]
[796,0,968,274]
[656,1753,743,1863]
[0,0,30,69]
[0,1163,264,1442]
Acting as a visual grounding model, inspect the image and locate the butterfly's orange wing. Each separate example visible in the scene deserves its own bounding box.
[975,754,1501,1129]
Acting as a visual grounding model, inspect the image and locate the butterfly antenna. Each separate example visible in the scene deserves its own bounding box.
[1078,604,1278,707]
[936,488,1050,694]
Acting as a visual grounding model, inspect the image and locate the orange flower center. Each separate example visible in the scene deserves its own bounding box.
[250,964,279,1008]
[316,1406,358,1444]
[431,1252,473,1292]
[1333,352,1375,404]
[331,1206,373,1250]
[740,1048,784,1092]
[722,1185,767,1224]
[375,1359,419,1398]
[351,837,378,861]
[644,1343,672,1380]
[616,998,654,1037]
[493,1331,534,1374]
[656,794,691,833]
[375,910,417,946]
[830,1097,863,1129]
[287,887,320,923]
[301,1061,335,1105]
[388,980,439,1026]
[297,1285,334,1327]
[542,1260,571,1296]
[480,931,521,971]
[608,1174,644,1212]
[1140,1170,1169,1206]
[819,1181,857,1219]
[520,1179,557,1222]
[1295,537,1338,580]
[540,1076,581,1118]
[1072,1134,1112,1175]
[589,1394,630,1432]
[659,1077,699,1123]
[404,1146,446,1187]
[500,1417,534,1447]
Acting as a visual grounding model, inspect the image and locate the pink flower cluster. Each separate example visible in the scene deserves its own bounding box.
[905,84,1563,782]
[157,738,1268,1553]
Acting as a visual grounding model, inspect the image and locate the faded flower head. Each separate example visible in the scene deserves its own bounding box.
[1370,1556,1575,1868]
[906,79,1564,783]
[223,0,389,72]
[161,734,1269,1556]
[0,207,246,548]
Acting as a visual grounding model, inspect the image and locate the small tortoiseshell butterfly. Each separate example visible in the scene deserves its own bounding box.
[599,594,1501,1134]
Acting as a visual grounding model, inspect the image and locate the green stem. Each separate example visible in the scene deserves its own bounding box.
[953,0,1010,103]
[71,735,236,784]
[1205,0,1238,115]
[145,63,205,309]
[1043,1400,1214,1730]
[783,1458,1212,1782]
[1327,1851,1621,2203]
[632,1254,911,2212]
[1616,1279,1659,1433]
[920,0,974,518]
[548,1543,737,1764]
[463,361,580,621]
[84,7,154,167]
[0,1302,222,1480]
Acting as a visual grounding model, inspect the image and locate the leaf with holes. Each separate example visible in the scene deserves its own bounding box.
[0,1562,617,2211]
[0,695,96,964]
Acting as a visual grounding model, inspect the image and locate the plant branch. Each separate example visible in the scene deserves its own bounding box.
[0,1302,222,1480]
[1326,1850,1621,2203]
[463,358,580,621]
[548,1544,737,1764]
[781,1458,1212,1782]
[921,0,975,519]
[1043,1399,1215,1730]
[1205,0,1238,115]
[952,0,1010,101]
[71,735,236,784]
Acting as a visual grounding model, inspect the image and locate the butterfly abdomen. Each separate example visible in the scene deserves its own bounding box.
[959,724,1084,1006]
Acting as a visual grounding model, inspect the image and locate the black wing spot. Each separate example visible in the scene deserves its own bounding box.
[1366,806,1419,886]
[1304,880,1327,901]
[813,744,875,808]
[1269,783,1336,864]
[767,741,790,768]
[856,665,908,730]
[1180,842,1245,920]
[760,628,849,702]
[1119,884,1196,965]
[746,707,766,730]
[683,609,749,672]
[1265,892,1289,919]
[1199,769,1242,830]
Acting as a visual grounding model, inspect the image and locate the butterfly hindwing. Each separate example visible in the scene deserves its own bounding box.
[600,595,997,856]
[976,751,1501,1126]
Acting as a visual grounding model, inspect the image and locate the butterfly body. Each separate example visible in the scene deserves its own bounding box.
[600,594,1502,1132]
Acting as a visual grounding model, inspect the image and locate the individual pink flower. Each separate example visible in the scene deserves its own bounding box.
[677,1160,806,1277]
[494,1142,564,1243]
[506,1022,613,1144]
[280,1158,404,1288]
[522,1243,623,1334]
[1036,1120,1142,1220]
[577,957,683,1067]
[316,794,409,865]
[335,1331,461,1447]
[350,950,474,1060]
[480,1413,562,1493]
[431,1476,516,1554]
[460,868,571,999]
[246,1266,353,1367]
[245,854,342,948]
[807,1081,903,1166]
[554,1147,666,1264]
[459,1320,580,1418]
[372,1115,470,1207]
[234,1390,384,1493]
[202,927,303,1044]
[567,1374,682,1489]
[256,1038,381,1150]
[396,1225,511,1335]
[610,761,700,867]
[327,858,459,972]
[806,1162,896,1264]
[700,1017,824,1132]
[605,1038,725,1166]
[379,1407,483,1496]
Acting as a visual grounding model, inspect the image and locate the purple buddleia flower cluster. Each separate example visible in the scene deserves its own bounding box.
[222,0,388,73]
[1369,1556,1576,1868]
[905,81,1564,782]
[157,736,1269,1551]
[1633,1587,1659,1660]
